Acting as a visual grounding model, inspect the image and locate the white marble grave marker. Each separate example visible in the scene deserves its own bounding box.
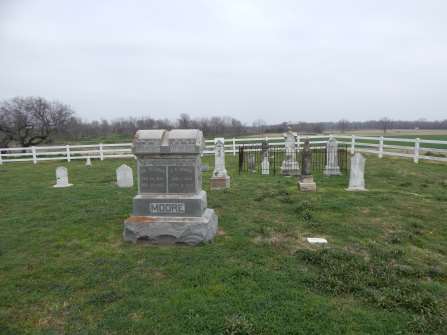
[307,237,328,244]
[280,129,300,176]
[347,153,367,191]
[53,166,72,188]
[85,157,92,166]
[324,136,341,176]
[116,164,134,188]
[210,138,230,189]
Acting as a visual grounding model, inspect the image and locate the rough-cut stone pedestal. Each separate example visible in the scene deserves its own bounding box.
[123,129,218,245]
[298,175,317,192]
[123,208,218,245]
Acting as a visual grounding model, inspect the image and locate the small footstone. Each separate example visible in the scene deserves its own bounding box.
[307,237,327,244]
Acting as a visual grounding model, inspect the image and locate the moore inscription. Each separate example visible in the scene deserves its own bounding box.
[150,202,186,214]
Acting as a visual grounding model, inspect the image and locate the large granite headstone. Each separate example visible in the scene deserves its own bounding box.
[281,129,300,176]
[210,138,230,190]
[116,164,134,188]
[53,166,72,188]
[298,139,316,192]
[347,153,367,191]
[324,136,341,176]
[123,129,218,245]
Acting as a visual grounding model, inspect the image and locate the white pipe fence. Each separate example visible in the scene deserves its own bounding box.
[0,134,447,164]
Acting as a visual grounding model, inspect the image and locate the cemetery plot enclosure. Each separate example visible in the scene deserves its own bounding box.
[238,143,349,175]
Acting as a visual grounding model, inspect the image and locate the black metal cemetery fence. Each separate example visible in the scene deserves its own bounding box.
[238,143,349,176]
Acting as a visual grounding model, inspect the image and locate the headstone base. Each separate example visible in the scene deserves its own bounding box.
[298,175,316,192]
[123,208,218,245]
[324,167,341,176]
[210,176,230,190]
[281,168,300,176]
[346,187,367,192]
[53,184,73,188]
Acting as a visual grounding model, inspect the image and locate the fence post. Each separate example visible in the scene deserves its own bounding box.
[351,135,355,154]
[379,136,384,158]
[32,146,37,164]
[414,138,420,163]
[232,138,236,156]
[66,144,71,162]
[99,143,104,160]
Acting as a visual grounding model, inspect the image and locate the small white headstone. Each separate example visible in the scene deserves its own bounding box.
[116,164,133,188]
[347,153,367,191]
[53,166,73,188]
[307,237,328,244]
[261,156,270,175]
[85,157,92,166]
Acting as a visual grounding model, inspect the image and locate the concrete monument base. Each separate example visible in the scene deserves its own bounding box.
[324,167,341,176]
[123,208,218,245]
[210,176,230,190]
[298,175,317,192]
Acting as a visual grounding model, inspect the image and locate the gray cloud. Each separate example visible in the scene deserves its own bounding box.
[1,0,446,123]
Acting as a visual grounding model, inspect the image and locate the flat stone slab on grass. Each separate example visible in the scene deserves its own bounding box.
[307,237,328,244]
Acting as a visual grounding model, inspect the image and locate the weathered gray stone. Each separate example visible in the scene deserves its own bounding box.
[298,139,316,192]
[200,164,209,172]
[123,208,218,245]
[347,153,367,191]
[53,166,72,188]
[324,136,341,176]
[124,129,218,245]
[116,164,134,188]
[210,137,230,190]
[281,130,300,176]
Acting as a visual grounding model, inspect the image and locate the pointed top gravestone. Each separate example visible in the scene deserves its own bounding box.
[347,153,367,191]
[116,164,134,188]
[53,166,72,188]
[210,137,230,189]
[85,157,92,166]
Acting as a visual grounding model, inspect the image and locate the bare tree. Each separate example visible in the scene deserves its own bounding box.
[177,113,191,128]
[252,118,266,135]
[0,97,73,147]
[379,117,392,134]
[337,119,350,133]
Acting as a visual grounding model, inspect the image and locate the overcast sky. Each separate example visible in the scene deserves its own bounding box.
[1,0,446,124]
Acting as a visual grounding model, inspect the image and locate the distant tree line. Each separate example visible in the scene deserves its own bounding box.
[1,96,447,148]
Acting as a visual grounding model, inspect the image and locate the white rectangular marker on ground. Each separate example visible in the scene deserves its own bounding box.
[307,238,328,244]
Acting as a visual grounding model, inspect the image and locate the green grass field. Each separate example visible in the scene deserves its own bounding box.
[1,156,446,334]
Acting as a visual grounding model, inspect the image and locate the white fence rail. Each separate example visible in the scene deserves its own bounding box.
[1,135,447,164]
